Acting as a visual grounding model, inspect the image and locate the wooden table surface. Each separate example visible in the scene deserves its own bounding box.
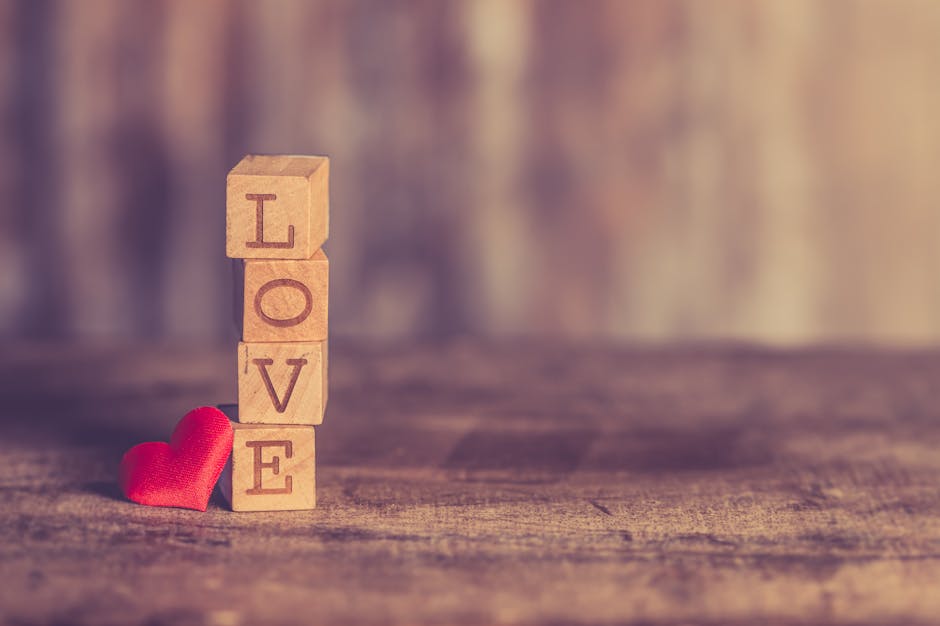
[2,341,940,625]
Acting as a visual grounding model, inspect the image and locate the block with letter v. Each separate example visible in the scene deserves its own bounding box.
[236,341,327,425]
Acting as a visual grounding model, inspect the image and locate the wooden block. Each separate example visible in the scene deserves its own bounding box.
[220,423,316,512]
[236,340,328,425]
[232,258,244,331]
[226,154,329,260]
[240,250,328,342]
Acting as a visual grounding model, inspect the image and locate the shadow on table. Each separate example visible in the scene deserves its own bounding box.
[0,366,222,503]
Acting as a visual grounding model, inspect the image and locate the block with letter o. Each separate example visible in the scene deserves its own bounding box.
[239,250,328,342]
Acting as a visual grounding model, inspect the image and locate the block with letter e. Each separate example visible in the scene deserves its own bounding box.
[235,250,329,342]
[220,422,315,511]
[226,154,329,260]
[236,340,327,425]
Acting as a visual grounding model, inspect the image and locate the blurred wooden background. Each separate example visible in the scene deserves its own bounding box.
[2,0,940,344]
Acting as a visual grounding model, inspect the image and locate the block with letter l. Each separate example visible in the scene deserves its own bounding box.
[226,154,329,260]
[219,422,315,511]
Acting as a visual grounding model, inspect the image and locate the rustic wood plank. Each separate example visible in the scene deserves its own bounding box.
[1,341,940,625]
[7,2,940,342]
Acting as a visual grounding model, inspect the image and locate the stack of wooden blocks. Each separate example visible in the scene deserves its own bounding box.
[220,154,329,512]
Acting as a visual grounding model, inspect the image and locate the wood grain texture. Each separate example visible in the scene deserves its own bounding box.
[2,341,940,624]
[220,422,316,512]
[236,340,328,425]
[226,154,329,260]
[5,2,940,343]
[240,251,329,342]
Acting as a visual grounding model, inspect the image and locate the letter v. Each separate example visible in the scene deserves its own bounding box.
[252,358,308,413]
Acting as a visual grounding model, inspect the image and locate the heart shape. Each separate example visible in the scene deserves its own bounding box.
[119,406,234,511]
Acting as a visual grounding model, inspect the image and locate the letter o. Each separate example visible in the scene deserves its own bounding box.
[253,278,313,327]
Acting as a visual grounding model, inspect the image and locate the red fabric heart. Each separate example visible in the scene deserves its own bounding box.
[119,406,234,511]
